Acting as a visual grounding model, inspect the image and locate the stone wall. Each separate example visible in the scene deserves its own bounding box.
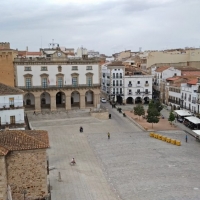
[90,111,109,120]
[0,156,7,200]
[6,149,48,200]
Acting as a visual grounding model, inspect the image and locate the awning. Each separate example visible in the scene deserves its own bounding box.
[193,130,200,136]
[174,110,192,117]
[184,116,200,124]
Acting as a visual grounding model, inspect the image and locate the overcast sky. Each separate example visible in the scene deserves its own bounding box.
[0,0,200,55]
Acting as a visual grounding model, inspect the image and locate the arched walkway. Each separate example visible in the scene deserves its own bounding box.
[40,92,51,108]
[135,97,142,104]
[144,97,149,104]
[126,97,133,104]
[71,91,80,108]
[85,90,94,107]
[24,93,35,109]
[56,91,65,108]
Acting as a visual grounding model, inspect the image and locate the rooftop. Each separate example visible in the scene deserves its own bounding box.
[0,82,24,95]
[0,130,49,156]
[155,66,170,72]
[107,61,124,66]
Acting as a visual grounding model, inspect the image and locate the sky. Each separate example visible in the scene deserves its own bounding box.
[0,0,200,55]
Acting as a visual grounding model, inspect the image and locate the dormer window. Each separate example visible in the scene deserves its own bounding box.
[58,66,62,72]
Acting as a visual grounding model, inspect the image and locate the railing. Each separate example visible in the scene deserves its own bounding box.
[145,83,149,86]
[192,100,196,104]
[136,84,141,87]
[135,92,141,95]
[128,84,132,87]
[168,99,180,105]
[113,77,122,79]
[107,84,110,86]
[0,102,23,110]
[18,84,101,90]
[128,92,132,95]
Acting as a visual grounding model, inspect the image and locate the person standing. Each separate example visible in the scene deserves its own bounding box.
[108,132,110,139]
[185,135,188,143]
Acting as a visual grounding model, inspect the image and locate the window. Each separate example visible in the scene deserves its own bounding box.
[9,98,14,108]
[116,80,119,86]
[25,78,32,88]
[129,81,131,84]
[41,66,47,71]
[113,80,115,86]
[115,69,117,71]
[120,73,122,78]
[58,66,62,72]
[86,66,92,70]
[113,73,115,78]
[113,88,115,94]
[120,80,122,86]
[42,78,48,88]
[87,76,92,86]
[72,66,78,70]
[174,73,177,76]
[57,77,63,87]
[120,88,122,94]
[24,66,31,71]
[137,89,140,93]
[116,73,118,78]
[72,77,78,86]
[137,81,140,84]
[116,88,119,94]
[146,81,148,84]
[145,89,149,94]
[10,116,15,124]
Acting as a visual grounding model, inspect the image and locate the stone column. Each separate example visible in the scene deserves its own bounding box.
[65,95,71,110]
[35,96,41,112]
[80,95,85,109]
[50,95,56,111]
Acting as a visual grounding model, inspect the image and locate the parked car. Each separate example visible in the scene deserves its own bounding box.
[101,98,107,103]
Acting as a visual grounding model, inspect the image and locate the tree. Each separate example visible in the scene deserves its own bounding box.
[168,111,175,125]
[146,103,160,128]
[154,100,164,112]
[134,104,145,120]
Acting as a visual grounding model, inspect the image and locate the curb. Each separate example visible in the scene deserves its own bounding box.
[125,114,146,131]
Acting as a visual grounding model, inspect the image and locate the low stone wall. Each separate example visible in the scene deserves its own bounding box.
[90,111,109,120]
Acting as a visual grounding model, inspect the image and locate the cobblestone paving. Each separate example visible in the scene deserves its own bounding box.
[29,104,200,200]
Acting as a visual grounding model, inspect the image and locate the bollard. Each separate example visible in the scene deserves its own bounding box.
[176,140,181,146]
[158,134,162,140]
[162,136,167,141]
[171,139,176,145]
[154,134,158,139]
[149,132,154,137]
[166,138,171,143]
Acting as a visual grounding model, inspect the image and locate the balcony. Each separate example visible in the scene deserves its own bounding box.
[0,103,24,110]
[128,91,132,95]
[145,83,149,86]
[135,92,141,95]
[128,84,132,87]
[188,98,191,102]
[136,84,141,87]
[144,91,151,95]
[18,84,101,91]
[0,122,25,130]
[168,99,180,105]
[113,76,122,79]
[107,84,110,86]
[192,100,196,104]
[107,76,110,79]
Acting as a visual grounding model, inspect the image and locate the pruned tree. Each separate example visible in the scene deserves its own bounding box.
[146,104,160,128]
[154,100,164,112]
[168,111,175,125]
[134,104,145,120]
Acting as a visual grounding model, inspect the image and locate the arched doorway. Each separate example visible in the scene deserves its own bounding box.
[144,97,149,104]
[126,97,133,104]
[135,97,142,104]
[71,91,80,108]
[85,90,94,107]
[56,92,65,108]
[24,93,35,110]
[40,92,50,108]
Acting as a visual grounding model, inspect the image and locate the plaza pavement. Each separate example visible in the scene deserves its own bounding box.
[28,104,200,200]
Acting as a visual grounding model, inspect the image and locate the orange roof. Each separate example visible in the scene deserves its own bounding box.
[26,52,41,56]
[187,78,198,85]
[182,71,200,76]
[155,66,170,72]
[166,76,181,81]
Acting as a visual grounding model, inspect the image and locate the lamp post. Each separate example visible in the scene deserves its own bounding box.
[22,189,27,200]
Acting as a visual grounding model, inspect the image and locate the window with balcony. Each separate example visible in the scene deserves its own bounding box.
[137,81,140,84]
[87,76,92,86]
[137,89,140,94]
[9,98,14,108]
[41,66,47,71]
[10,116,15,124]
[113,80,115,86]
[72,66,78,70]
[24,66,31,71]
[128,89,132,94]
[120,88,122,94]
[113,73,115,78]
[116,80,119,86]
[120,80,122,86]
[128,81,132,87]
[145,89,149,94]
[116,88,119,94]
[25,78,32,88]
[42,78,48,88]
[86,66,92,70]
[113,88,115,94]
[120,73,122,78]
[57,77,63,87]
[116,73,118,78]
[72,77,78,86]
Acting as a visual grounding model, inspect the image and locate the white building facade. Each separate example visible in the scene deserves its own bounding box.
[0,83,24,130]
[14,49,101,111]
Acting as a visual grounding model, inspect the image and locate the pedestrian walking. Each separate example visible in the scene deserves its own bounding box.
[108,132,110,139]
[185,135,188,143]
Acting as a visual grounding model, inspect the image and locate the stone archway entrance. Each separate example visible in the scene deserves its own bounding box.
[135,97,142,104]
[56,91,65,108]
[40,92,51,108]
[126,97,133,104]
[85,90,94,107]
[71,91,80,108]
[24,93,35,110]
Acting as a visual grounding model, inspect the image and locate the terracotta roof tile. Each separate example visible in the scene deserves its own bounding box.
[155,66,170,72]
[107,61,125,66]
[182,71,200,76]
[26,52,41,56]
[166,76,181,81]
[187,78,198,85]
[0,130,49,156]
[0,82,24,95]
